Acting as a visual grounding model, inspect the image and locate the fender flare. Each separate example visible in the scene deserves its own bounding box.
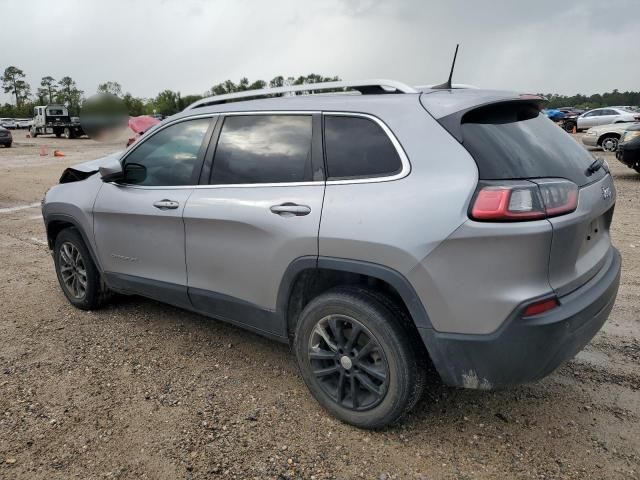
[276,256,433,331]
[44,213,103,272]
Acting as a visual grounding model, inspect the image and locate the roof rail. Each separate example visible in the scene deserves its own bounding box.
[184,79,418,110]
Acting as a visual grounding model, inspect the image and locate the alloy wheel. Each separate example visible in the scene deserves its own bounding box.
[308,314,389,411]
[602,137,618,152]
[59,241,87,299]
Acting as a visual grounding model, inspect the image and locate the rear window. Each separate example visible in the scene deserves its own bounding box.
[461,103,604,187]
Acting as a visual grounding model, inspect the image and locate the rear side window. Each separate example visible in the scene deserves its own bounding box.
[210,115,312,185]
[324,115,402,180]
[460,103,604,187]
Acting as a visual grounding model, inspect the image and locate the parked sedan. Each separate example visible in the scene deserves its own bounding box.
[0,118,17,129]
[16,118,33,129]
[577,107,640,131]
[582,123,637,152]
[616,124,640,173]
[0,126,12,147]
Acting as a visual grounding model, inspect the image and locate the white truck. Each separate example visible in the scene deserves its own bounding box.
[31,105,85,139]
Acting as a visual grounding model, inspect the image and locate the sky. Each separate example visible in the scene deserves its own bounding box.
[1,0,639,104]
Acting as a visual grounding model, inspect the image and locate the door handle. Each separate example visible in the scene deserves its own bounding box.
[270,203,311,217]
[153,199,180,210]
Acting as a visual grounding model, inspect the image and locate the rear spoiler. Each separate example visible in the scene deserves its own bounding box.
[422,94,548,143]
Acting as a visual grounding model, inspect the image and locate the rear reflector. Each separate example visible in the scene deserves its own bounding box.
[522,297,559,317]
[470,179,578,222]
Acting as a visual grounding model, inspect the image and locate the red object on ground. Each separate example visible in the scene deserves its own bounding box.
[40,146,47,156]
[53,150,65,157]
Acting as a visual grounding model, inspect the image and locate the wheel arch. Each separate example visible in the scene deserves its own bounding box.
[45,214,102,272]
[597,132,620,145]
[278,256,433,340]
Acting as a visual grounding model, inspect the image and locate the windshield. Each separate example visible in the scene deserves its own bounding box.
[461,103,605,187]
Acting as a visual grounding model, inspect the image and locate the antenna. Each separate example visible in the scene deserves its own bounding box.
[432,44,459,89]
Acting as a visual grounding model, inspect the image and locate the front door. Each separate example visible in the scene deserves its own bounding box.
[183,113,324,336]
[93,116,214,307]
[580,110,601,128]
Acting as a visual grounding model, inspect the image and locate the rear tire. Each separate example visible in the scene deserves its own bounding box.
[294,287,426,429]
[601,136,619,152]
[53,228,110,310]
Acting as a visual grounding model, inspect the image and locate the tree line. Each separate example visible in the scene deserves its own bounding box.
[544,90,640,110]
[0,65,340,118]
[2,64,638,118]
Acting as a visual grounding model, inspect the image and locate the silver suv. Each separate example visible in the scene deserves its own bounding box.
[42,80,621,428]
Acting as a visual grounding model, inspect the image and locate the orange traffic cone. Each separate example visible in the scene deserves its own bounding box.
[53,150,65,157]
[39,146,47,156]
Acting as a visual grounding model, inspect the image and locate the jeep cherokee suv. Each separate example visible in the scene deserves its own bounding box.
[42,80,621,428]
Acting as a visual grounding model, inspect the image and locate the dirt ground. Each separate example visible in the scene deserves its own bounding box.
[0,128,638,480]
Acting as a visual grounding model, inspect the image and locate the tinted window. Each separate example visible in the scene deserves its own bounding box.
[324,115,402,179]
[123,118,210,186]
[211,115,312,184]
[584,110,600,117]
[602,109,618,116]
[461,103,604,187]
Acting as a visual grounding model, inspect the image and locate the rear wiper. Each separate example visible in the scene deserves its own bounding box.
[587,157,604,175]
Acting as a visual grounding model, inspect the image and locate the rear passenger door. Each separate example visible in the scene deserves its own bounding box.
[183,113,324,337]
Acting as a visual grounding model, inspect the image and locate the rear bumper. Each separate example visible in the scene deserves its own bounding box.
[419,247,621,389]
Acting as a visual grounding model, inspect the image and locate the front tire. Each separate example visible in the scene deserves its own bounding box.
[63,127,72,139]
[563,120,576,133]
[53,228,109,310]
[294,287,425,429]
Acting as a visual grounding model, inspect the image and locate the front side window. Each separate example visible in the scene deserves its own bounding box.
[324,115,403,180]
[210,115,313,184]
[122,118,210,186]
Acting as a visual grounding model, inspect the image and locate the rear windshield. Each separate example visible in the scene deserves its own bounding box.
[461,103,604,187]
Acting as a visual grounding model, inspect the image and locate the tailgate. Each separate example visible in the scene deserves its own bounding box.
[545,174,616,296]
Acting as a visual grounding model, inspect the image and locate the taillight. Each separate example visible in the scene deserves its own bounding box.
[522,297,559,317]
[470,179,578,222]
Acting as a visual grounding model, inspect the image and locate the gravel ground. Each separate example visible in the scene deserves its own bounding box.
[0,129,638,479]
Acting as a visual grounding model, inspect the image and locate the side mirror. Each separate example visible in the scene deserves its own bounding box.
[99,156,124,182]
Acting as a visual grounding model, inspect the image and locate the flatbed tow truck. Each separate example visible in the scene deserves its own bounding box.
[30,105,85,139]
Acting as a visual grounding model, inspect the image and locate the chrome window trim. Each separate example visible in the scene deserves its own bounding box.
[115,110,410,190]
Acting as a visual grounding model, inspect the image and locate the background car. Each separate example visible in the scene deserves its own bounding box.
[558,107,585,116]
[577,107,640,130]
[16,118,33,129]
[582,122,637,152]
[0,126,12,147]
[543,108,565,121]
[0,118,17,129]
[616,123,640,173]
